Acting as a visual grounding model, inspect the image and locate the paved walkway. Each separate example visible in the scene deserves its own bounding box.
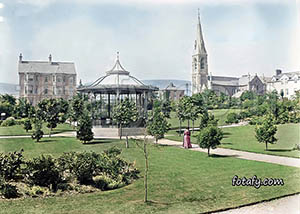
[158,139,300,168]
[215,194,300,214]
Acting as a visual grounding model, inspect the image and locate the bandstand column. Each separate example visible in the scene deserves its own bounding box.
[108,93,111,118]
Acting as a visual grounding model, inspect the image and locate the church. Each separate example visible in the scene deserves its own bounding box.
[191,12,266,97]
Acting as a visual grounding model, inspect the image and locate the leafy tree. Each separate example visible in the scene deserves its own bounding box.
[225,112,239,124]
[197,125,223,156]
[112,98,138,140]
[0,94,16,119]
[190,93,205,131]
[37,99,61,137]
[23,118,32,132]
[70,93,89,124]
[57,98,69,123]
[14,98,34,119]
[240,91,257,101]
[255,115,277,150]
[153,99,172,118]
[0,94,16,106]
[76,109,94,144]
[147,107,170,144]
[199,110,218,129]
[31,118,44,142]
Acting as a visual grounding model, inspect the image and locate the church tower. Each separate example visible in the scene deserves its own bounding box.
[192,10,208,94]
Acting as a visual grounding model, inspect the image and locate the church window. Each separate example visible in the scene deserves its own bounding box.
[200,58,205,69]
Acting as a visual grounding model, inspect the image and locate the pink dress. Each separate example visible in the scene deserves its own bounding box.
[183,130,192,149]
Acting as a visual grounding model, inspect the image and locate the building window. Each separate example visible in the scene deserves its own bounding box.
[53,76,55,82]
[45,77,48,82]
[200,58,205,69]
[44,88,48,94]
[35,87,38,94]
[57,77,61,82]
[35,75,38,81]
[286,89,288,96]
[25,87,27,94]
[63,76,66,82]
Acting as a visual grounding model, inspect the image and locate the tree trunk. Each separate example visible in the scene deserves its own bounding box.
[119,124,122,140]
[155,138,158,144]
[192,120,194,133]
[208,147,210,156]
[144,142,148,203]
[179,120,182,136]
[126,135,129,148]
[265,142,268,151]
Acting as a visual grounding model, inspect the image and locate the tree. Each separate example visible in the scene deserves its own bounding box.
[255,115,277,150]
[197,125,223,156]
[23,118,32,132]
[134,135,150,203]
[147,107,170,144]
[31,118,44,142]
[153,99,172,119]
[14,98,34,119]
[112,98,138,140]
[190,93,205,132]
[37,99,62,137]
[70,93,89,125]
[76,109,94,144]
[199,110,218,129]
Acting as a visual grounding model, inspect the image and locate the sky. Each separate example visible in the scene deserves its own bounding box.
[0,0,299,84]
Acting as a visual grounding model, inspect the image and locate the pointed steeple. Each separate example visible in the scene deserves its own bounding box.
[195,9,206,54]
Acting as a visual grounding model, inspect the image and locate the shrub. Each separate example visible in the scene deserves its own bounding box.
[1,117,16,127]
[23,118,32,132]
[0,150,25,180]
[225,112,239,124]
[31,119,44,142]
[0,182,19,198]
[249,116,264,125]
[93,175,121,190]
[239,111,251,119]
[25,155,62,190]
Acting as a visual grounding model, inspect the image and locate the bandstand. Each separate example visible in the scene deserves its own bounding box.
[77,53,158,127]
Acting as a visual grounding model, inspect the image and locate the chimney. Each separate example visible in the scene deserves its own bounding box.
[19,53,23,62]
[276,69,282,76]
[49,54,52,63]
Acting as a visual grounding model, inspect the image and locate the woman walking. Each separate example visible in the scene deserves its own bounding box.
[183,128,192,149]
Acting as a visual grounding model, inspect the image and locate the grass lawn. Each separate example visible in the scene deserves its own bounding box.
[166,124,300,158]
[0,137,299,213]
[220,123,300,158]
[168,109,241,129]
[0,123,74,136]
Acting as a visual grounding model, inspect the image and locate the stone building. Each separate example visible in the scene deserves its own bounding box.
[18,54,77,105]
[159,82,185,101]
[266,69,300,99]
[191,11,266,97]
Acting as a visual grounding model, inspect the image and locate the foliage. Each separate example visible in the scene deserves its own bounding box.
[197,125,223,156]
[0,150,24,180]
[112,98,138,127]
[225,112,239,124]
[13,98,34,119]
[76,109,94,143]
[147,107,170,143]
[31,119,44,142]
[153,99,172,118]
[1,117,16,127]
[70,93,89,123]
[240,91,256,101]
[255,115,277,150]
[23,118,32,132]
[199,110,218,129]
[25,155,62,190]
[0,182,19,199]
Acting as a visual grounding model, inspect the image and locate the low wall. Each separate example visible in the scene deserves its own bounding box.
[119,128,146,137]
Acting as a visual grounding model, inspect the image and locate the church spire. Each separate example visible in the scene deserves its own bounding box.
[195,9,206,54]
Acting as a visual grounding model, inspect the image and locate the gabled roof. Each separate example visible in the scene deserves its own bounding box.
[18,61,76,74]
[272,71,300,81]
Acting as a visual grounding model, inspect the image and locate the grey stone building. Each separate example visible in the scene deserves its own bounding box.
[18,54,77,105]
[191,12,266,97]
[159,82,185,101]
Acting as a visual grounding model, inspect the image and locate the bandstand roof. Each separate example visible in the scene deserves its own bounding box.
[77,54,158,94]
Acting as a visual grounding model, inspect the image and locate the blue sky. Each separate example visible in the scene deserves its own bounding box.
[0,0,299,84]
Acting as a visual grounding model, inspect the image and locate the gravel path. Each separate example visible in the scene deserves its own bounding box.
[158,139,300,168]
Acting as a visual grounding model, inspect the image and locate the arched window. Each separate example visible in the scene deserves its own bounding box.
[200,58,205,69]
[194,58,197,70]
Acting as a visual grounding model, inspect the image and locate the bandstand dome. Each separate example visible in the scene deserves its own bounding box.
[77,53,158,126]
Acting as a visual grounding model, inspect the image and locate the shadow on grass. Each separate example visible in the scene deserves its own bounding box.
[267,149,294,152]
[221,142,233,145]
[144,200,171,206]
[83,138,117,145]
[209,154,239,158]
[39,139,55,143]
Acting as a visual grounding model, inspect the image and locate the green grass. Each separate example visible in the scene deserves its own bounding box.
[166,124,300,158]
[168,109,241,129]
[0,123,74,136]
[220,123,300,158]
[0,137,299,213]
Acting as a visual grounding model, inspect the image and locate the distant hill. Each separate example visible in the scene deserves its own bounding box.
[0,83,19,96]
[142,79,191,95]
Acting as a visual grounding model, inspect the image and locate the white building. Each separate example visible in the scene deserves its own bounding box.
[267,69,300,99]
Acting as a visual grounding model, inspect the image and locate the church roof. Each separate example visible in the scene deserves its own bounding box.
[18,55,76,75]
